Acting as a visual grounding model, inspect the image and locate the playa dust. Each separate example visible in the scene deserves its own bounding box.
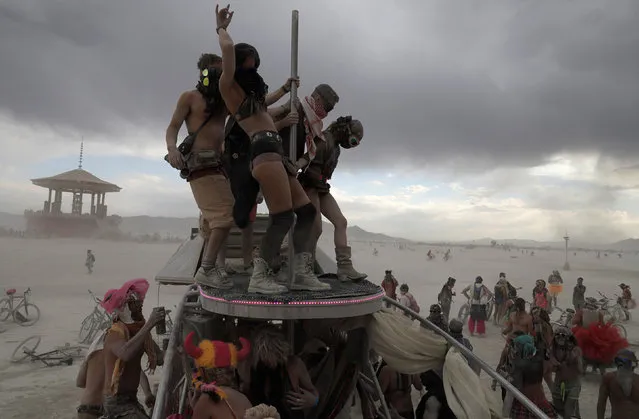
[1,236,637,418]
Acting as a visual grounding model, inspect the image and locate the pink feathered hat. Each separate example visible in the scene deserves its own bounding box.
[100,278,150,314]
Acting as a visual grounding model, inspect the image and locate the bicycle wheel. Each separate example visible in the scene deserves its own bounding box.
[458,304,470,322]
[11,335,41,363]
[0,298,10,321]
[486,301,494,319]
[79,315,96,343]
[15,303,41,326]
[613,323,627,339]
[611,307,625,323]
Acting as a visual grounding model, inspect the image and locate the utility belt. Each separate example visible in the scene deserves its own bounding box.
[181,150,224,181]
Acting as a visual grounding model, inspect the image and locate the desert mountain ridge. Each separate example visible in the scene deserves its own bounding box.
[0,211,637,250]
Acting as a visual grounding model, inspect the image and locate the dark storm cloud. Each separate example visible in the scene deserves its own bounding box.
[1,0,638,170]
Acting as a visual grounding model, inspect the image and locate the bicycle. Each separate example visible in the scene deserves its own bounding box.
[11,335,84,367]
[0,287,41,326]
[595,292,627,338]
[78,290,112,344]
[458,296,494,323]
[551,306,575,331]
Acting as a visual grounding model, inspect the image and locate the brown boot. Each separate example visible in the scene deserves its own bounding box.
[335,246,367,282]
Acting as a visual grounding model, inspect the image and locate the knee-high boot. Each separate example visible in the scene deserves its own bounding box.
[335,246,367,282]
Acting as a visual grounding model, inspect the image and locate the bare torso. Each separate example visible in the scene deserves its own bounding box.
[553,346,582,382]
[184,91,227,153]
[380,366,420,413]
[506,312,534,336]
[222,84,277,138]
[599,372,639,419]
[192,387,252,419]
[80,351,106,405]
[103,331,144,395]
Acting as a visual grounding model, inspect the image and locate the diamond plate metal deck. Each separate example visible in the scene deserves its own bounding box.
[199,275,384,320]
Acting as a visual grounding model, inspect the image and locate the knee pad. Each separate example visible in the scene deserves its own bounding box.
[270,209,295,229]
[294,202,317,224]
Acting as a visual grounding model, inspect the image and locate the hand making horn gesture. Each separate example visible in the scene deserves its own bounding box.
[215,4,234,32]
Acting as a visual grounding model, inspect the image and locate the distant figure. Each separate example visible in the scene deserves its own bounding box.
[398,284,420,315]
[381,270,398,308]
[373,248,379,257]
[461,276,493,336]
[443,249,451,261]
[597,349,639,419]
[619,283,635,321]
[437,277,456,322]
[547,270,563,307]
[85,250,95,274]
[573,277,586,310]
[532,279,550,311]
[427,250,434,260]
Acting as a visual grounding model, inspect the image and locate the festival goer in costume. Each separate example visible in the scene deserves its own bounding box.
[619,283,635,321]
[596,349,639,419]
[507,334,557,418]
[398,283,420,315]
[76,290,156,419]
[215,5,326,294]
[448,318,480,375]
[573,277,586,310]
[426,249,434,260]
[426,304,449,333]
[100,279,162,419]
[532,279,550,311]
[462,276,493,336]
[549,326,582,418]
[165,52,236,289]
[223,75,300,272]
[494,273,510,325]
[437,277,456,322]
[572,297,628,374]
[184,332,253,419]
[85,249,95,274]
[294,115,366,283]
[246,325,319,418]
[547,270,563,308]
[382,270,398,308]
[379,360,423,419]
[502,298,534,340]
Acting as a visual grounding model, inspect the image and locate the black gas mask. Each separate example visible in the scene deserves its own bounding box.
[331,116,363,149]
[196,66,224,113]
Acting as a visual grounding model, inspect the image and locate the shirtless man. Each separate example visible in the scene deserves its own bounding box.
[76,331,155,419]
[502,298,534,339]
[549,326,582,418]
[597,349,639,419]
[166,53,234,289]
[101,279,163,418]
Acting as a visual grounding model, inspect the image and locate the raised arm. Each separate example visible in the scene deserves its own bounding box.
[216,5,236,91]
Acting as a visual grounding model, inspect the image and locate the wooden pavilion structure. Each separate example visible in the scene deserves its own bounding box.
[24,145,122,237]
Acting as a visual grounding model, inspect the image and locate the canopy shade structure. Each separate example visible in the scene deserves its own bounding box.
[31,169,122,194]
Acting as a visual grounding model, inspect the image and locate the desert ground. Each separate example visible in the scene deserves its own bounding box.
[1,235,638,418]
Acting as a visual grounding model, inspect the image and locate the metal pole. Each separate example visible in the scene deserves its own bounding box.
[383,296,551,419]
[152,286,199,419]
[287,9,299,290]
[365,360,391,419]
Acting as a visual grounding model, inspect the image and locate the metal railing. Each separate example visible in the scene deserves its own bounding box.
[383,296,550,419]
[152,286,199,419]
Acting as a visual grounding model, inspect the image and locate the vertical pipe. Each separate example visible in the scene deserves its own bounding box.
[365,360,391,419]
[286,9,300,348]
[287,10,300,290]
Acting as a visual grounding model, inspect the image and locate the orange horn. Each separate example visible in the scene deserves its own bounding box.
[236,337,251,361]
[184,332,203,359]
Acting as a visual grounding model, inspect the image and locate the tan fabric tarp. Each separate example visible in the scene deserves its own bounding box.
[366,309,503,419]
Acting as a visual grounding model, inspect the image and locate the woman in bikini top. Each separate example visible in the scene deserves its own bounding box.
[215,5,328,295]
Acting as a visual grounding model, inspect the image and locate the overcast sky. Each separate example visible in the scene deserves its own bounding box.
[0,0,637,243]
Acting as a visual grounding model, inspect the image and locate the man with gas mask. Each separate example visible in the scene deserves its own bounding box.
[285,115,367,283]
[597,349,639,419]
[165,53,236,290]
[549,326,582,418]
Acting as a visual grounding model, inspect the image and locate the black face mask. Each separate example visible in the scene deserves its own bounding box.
[331,116,361,149]
[196,66,224,114]
[234,67,268,99]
